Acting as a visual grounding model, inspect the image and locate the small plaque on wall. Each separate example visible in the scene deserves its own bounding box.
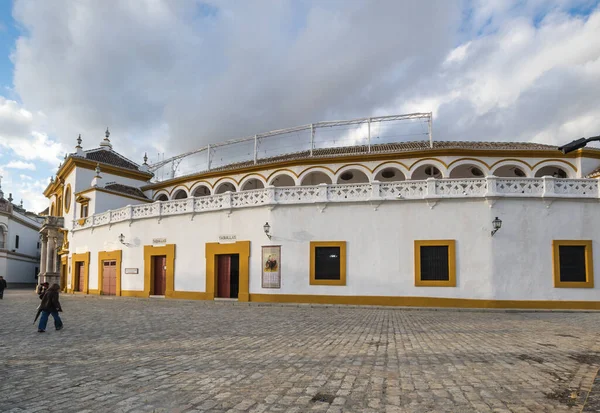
[261,246,281,288]
[124,268,139,274]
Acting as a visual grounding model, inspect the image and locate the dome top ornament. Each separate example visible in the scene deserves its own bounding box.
[100,127,113,149]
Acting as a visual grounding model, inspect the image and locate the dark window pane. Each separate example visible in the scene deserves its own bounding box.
[315,247,341,280]
[559,246,586,282]
[420,246,449,281]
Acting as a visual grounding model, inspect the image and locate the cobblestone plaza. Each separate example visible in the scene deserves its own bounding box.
[1,290,599,412]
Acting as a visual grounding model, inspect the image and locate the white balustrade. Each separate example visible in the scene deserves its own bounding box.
[71,177,600,231]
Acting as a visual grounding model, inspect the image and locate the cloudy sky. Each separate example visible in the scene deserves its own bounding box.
[0,0,599,212]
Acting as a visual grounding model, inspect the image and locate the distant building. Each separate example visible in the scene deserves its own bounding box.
[40,115,600,309]
[0,183,43,285]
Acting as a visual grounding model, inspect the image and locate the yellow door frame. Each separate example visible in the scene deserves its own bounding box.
[71,252,90,294]
[143,244,175,297]
[205,241,250,301]
[98,250,123,296]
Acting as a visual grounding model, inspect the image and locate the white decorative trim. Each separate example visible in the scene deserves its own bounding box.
[72,177,600,231]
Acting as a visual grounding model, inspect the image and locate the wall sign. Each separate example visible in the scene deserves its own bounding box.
[124,268,139,274]
[262,245,281,288]
[219,235,237,243]
[152,238,167,245]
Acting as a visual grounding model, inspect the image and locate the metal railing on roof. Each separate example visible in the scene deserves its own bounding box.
[148,113,432,182]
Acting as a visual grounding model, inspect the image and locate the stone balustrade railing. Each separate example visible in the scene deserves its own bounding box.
[72,177,600,231]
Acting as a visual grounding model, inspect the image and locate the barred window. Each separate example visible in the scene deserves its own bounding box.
[310,242,346,286]
[414,240,456,287]
[553,241,593,288]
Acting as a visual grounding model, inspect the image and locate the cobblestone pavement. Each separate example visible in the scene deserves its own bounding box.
[1,290,599,413]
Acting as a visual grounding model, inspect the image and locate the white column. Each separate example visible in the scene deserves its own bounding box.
[39,235,47,279]
[46,236,55,274]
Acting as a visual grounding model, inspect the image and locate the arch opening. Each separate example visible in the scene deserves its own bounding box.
[336,169,370,184]
[535,166,568,178]
[449,164,485,179]
[215,182,237,194]
[300,171,332,186]
[192,186,211,197]
[156,194,168,201]
[374,167,406,182]
[241,179,265,191]
[173,189,188,199]
[270,174,295,187]
[412,164,443,180]
[492,165,527,178]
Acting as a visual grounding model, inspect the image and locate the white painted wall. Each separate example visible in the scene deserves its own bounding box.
[93,191,147,216]
[69,197,599,302]
[0,211,41,284]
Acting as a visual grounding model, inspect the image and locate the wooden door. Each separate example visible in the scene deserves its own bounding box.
[77,263,85,292]
[102,260,117,295]
[217,255,231,298]
[153,255,167,295]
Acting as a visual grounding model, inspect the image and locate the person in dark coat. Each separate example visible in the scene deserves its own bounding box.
[37,282,49,299]
[0,276,6,299]
[37,283,63,333]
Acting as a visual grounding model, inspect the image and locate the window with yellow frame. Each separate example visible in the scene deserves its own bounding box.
[414,240,456,287]
[552,240,594,288]
[310,241,346,286]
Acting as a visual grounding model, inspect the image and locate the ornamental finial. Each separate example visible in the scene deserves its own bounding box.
[143,152,148,164]
[76,134,82,148]
[105,127,110,139]
[95,163,101,176]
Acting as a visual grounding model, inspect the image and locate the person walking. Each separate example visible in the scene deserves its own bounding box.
[0,276,6,299]
[37,283,63,333]
[37,282,49,299]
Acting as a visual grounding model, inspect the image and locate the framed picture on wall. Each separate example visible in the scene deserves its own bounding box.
[262,245,281,288]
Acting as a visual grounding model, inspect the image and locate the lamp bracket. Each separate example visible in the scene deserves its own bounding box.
[486,198,497,208]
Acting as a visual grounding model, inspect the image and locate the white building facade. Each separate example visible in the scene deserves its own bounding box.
[0,185,43,285]
[42,118,600,309]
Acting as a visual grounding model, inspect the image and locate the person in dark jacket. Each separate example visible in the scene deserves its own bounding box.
[37,282,49,299]
[0,276,6,299]
[37,283,63,333]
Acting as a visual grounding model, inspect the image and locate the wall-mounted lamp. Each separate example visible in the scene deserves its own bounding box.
[118,233,125,244]
[491,217,502,236]
[263,222,271,240]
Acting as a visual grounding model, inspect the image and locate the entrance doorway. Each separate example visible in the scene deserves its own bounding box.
[75,262,85,292]
[102,260,117,295]
[153,255,167,295]
[216,254,239,299]
[60,261,67,292]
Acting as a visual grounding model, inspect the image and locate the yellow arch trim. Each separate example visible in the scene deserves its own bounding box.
[298,165,336,176]
[238,172,268,187]
[297,166,335,184]
[266,168,300,184]
[531,159,577,172]
[447,157,491,169]
[189,181,213,196]
[333,163,374,174]
[489,158,533,169]
[409,158,449,170]
[372,160,411,172]
[212,176,239,190]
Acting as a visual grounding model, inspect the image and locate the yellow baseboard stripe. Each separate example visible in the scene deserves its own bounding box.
[169,291,212,300]
[248,294,600,310]
[121,290,148,298]
[87,289,99,295]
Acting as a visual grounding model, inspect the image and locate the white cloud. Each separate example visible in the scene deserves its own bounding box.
[0,167,48,213]
[4,160,36,170]
[6,0,600,166]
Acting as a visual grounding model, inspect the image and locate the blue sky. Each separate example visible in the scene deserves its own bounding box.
[1,0,600,212]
